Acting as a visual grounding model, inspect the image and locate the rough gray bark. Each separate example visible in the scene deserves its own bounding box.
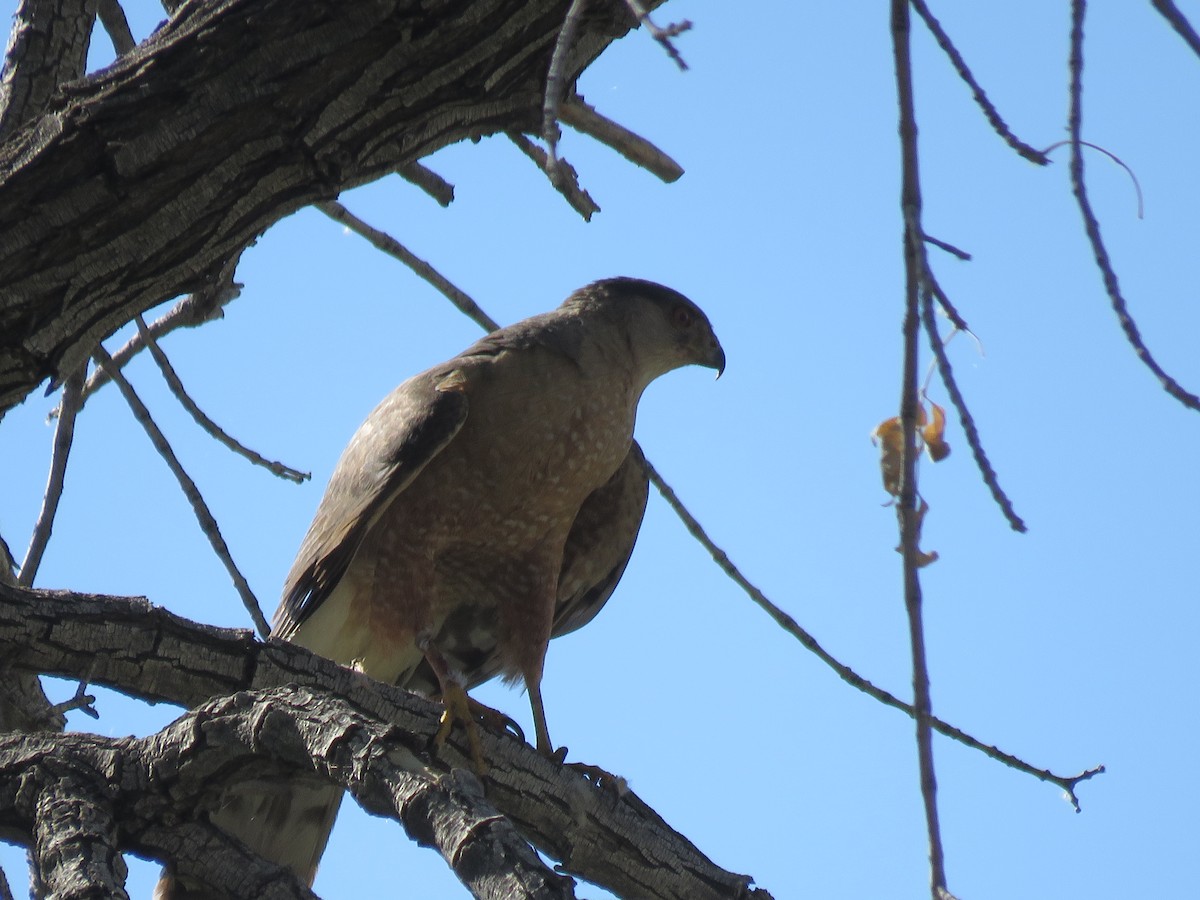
[0,0,639,418]
[0,582,771,900]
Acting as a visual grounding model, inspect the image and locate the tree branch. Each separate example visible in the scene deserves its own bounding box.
[1067,0,1200,413]
[891,1,950,896]
[18,364,85,586]
[0,582,772,900]
[0,0,97,140]
[0,0,664,417]
[135,315,310,484]
[560,94,683,182]
[91,344,272,638]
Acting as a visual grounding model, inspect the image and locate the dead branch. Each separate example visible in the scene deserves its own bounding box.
[622,0,691,70]
[91,345,272,638]
[909,0,1047,165]
[1068,0,1200,413]
[560,94,683,182]
[542,0,588,179]
[891,1,949,896]
[508,132,600,221]
[0,582,773,900]
[19,365,85,586]
[920,283,1027,533]
[0,0,663,416]
[316,201,500,332]
[1151,0,1200,56]
[135,316,310,483]
[74,253,244,409]
[0,0,97,139]
[397,161,455,207]
[97,0,136,56]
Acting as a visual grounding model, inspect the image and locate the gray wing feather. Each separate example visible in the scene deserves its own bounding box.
[273,372,468,639]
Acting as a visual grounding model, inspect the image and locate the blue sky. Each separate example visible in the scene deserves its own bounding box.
[4,2,1199,898]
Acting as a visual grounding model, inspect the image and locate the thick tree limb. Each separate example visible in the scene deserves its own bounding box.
[0,0,656,418]
[0,582,771,900]
[0,0,97,140]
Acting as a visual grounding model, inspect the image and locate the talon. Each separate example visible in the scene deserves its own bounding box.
[434,682,488,775]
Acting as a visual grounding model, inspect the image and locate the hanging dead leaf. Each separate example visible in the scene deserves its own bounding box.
[922,401,951,462]
[871,416,905,496]
[893,497,939,566]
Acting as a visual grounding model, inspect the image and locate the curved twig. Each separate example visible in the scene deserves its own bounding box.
[909,0,1048,165]
[135,316,310,483]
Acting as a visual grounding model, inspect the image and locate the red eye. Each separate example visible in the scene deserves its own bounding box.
[672,305,693,328]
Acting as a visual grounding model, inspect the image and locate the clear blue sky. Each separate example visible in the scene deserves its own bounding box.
[4,2,1198,898]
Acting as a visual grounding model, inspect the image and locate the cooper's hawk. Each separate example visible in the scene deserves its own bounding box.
[158,277,723,897]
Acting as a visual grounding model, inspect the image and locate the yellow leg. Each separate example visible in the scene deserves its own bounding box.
[434,681,488,774]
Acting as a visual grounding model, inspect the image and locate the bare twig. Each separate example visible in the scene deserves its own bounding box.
[316,201,500,331]
[644,460,1094,803]
[74,256,243,408]
[542,0,589,178]
[623,0,692,70]
[1042,139,1144,219]
[892,2,949,896]
[1151,0,1200,57]
[1068,0,1200,412]
[397,161,455,207]
[560,95,683,182]
[921,279,1027,532]
[508,132,600,221]
[48,681,98,720]
[135,316,310,483]
[91,345,271,638]
[922,234,971,261]
[19,366,86,587]
[909,0,1048,165]
[97,0,137,55]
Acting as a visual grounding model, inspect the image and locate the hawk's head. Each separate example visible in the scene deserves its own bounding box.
[567,277,725,382]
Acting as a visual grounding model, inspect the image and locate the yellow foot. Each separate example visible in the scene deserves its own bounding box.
[433,687,524,774]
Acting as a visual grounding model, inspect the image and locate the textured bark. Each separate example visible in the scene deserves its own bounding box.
[0,582,771,900]
[0,0,643,418]
[0,0,98,139]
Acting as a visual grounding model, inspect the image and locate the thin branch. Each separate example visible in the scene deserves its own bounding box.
[542,0,588,178]
[623,0,691,70]
[316,201,500,331]
[19,366,85,587]
[921,277,1027,532]
[73,256,244,409]
[922,234,972,261]
[508,131,600,221]
[644,460,1094,803]
[892,1,949,896]
[397,161,455,207]
[47,681,98,720]
[560,94,683,182]
[97,0,136,56]
[1042,139,1144,219]
[135,316,310,483]
[0,863,13,900]
[909,0,1048,165]
[1151,0,1200,57]
[91,345,271,638]
[1068,0,1200,413]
